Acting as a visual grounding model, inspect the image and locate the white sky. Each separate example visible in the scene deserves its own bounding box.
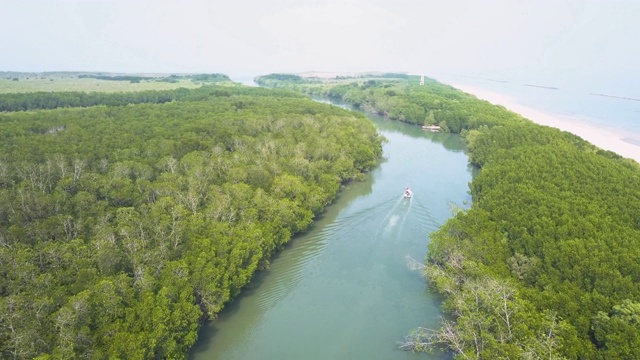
[1,0,639,87]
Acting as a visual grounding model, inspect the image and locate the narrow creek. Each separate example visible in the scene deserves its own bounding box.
[190,108,475,359]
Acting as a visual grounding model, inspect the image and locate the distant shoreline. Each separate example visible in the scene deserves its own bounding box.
[449,84,640,164]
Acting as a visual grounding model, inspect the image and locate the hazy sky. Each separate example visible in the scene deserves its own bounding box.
[2,0,639,88]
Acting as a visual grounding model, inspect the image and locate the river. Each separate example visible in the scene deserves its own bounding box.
[190,108,474,359]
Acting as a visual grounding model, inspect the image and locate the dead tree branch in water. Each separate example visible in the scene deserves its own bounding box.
[405,255,426,273]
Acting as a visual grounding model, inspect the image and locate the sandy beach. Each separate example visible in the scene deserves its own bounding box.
[451,84,640,164]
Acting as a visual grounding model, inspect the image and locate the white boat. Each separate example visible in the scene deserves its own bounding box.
[404,188,412,198]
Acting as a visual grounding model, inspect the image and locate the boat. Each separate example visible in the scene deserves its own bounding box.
[404,187,412,198]
[422,125,441,132]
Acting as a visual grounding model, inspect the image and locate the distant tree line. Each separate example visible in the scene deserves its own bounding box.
[258,74,640,359]
[0,85,383,359]
[77,73,230,84]
[256,74,527,133]
[258,74,308,83]
[0,85,302,112]
[78,75,150,83]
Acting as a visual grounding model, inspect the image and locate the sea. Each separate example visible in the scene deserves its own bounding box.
[430,72,640,148]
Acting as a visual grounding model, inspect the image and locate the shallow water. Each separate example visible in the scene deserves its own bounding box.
[190,111,473,360]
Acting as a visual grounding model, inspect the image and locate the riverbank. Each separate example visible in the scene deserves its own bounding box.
[190,109,472,360]
[450,84,640,163]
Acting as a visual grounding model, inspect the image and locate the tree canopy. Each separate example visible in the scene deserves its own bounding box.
[259,73,640,359]
[0,83,301,112]
[0,84,383,359]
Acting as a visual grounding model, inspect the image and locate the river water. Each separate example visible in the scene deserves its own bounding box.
[190,109,474,359]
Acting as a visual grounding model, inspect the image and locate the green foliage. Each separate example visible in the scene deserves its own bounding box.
[0,72,204,94]
[425,109,640,358]
[258,73,306,83]
[592,300,640,358]
[0,85,383,359]
[187,73,230,82]
[255,73,529,131]
[261,74,640,359]
[0,84,303,112]
[76,73,230,84]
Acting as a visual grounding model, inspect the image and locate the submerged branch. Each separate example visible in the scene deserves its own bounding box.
[405,255,426,272]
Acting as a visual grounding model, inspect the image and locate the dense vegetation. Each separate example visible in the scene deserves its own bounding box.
[257,74,640,359]
[0,72,227,95]
[0,85,383,359]
[77,73,230,84]
[0,84,300,112]
[256,74,532,133]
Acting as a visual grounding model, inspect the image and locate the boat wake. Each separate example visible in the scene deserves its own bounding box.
[375,195,414,243]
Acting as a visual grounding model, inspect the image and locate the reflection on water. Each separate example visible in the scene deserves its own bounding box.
[190,105,472,360]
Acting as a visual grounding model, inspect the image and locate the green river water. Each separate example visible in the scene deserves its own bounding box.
[190,110,474,359]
